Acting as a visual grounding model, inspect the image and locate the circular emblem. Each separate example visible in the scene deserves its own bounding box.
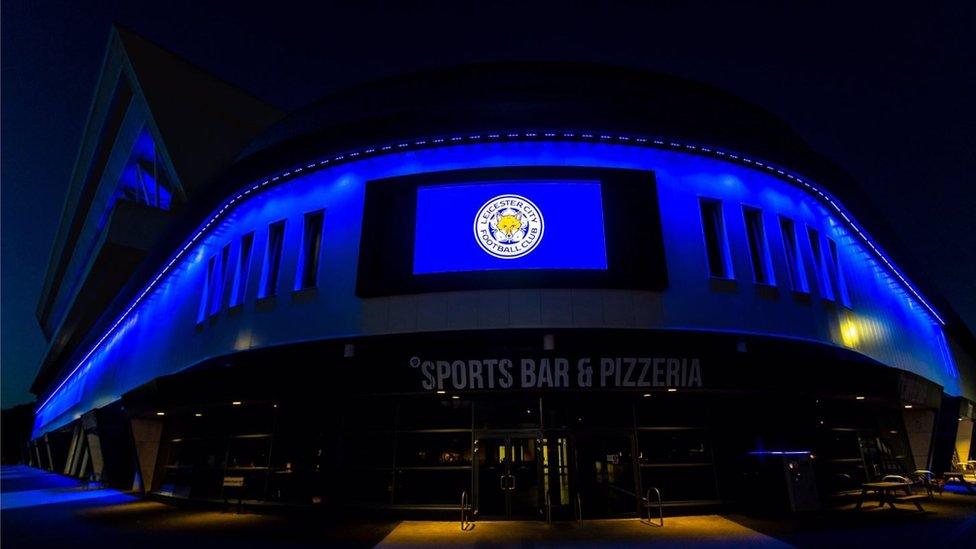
[473,194,544,259]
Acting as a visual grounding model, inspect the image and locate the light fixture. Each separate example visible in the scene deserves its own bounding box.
[194,413,203,417]
[543,334,555,351]
[273,404,278,408]
[855,396,865,400]
[642,393,651,398]
[667,388,677,393]
[451,395,460,400]
[436,390,446,395]
[155,411,165,416]
[904,404,913,409]
[232,401,242,406]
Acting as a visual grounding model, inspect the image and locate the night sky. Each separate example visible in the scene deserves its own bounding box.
[2,1,974,408]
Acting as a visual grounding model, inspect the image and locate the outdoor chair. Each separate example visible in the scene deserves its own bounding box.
[911,470,941,498]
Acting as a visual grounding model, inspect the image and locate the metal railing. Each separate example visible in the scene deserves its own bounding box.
[460,490,473,531]
[544,490,552,525]
[642,487,664,527]
[574,493,583,527]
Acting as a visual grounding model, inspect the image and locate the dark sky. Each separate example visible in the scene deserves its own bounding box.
[2,1,975,408]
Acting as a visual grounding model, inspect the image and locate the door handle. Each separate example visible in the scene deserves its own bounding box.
[508,474,516,491]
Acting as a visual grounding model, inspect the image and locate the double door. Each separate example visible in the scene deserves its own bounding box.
[476,435,541,518]
[476,431,639,519]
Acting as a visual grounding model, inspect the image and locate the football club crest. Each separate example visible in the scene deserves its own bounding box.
[473,194,544,259]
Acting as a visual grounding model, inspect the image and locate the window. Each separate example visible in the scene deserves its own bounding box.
[217,244,230,310]
[699,199,733,279]
[260,221,286,298]
[296,211,325,290]
[202,245,230,318]
[198,255,218,323]
[115,128,174,211]
[780,217,809,292]
[743,207,774,285]
[807,227,834,300]
[826,238,851,306]
[229,232,254,307]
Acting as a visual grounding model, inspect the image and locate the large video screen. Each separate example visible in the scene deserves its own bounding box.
[413,181,608,274]
[357,166,666,297]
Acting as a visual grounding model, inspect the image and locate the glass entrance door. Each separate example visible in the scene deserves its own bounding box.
[476,436,540,518]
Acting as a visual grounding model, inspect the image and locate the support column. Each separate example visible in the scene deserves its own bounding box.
[130,418,164,494]
[81,412,105,481]
[902,408,938,471]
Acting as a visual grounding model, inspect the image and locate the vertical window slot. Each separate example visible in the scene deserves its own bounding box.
[743,207,774,285]
[780,217,809,293]
[230,232,254,307]
[808,227,834,300]
[826,238,851,306]
[260,221,286,298]
[699,199,733,279]
[296,210,325,290]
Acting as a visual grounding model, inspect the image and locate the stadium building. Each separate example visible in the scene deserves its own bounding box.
[27,27,976,519]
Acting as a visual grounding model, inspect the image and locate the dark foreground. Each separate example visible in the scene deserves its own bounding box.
[2,466,974,548]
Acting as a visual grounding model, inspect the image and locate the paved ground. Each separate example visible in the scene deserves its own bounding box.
[3,465,975,548]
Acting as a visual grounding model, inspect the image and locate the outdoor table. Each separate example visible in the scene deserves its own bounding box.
[944,471,976,493]
[855,481,924,511]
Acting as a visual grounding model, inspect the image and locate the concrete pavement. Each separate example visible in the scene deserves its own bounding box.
[3,465,975,548]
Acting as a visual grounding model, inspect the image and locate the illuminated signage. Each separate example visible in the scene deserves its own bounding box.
[412,181,608,274]
[474,194,544,259]
[409,355,703,391]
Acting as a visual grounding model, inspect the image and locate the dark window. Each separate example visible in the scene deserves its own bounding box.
[214,244,230,313]
[198,254,218,322]
[780,217,809,292]
[807,227,834,300]
[743,207,773,284]
[699,199,732,279]
[398,398,472,430]
[637,428,717,502]
[230,233,254,307]
[395,432,472,467]
[395,469,469,505]
[826,238,851,306]
[342,433,395,469]
[297,211,325,290]
[261,221,286,298]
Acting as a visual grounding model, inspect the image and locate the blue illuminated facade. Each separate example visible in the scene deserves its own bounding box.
[26,49,975,514]
[33,135,967,434]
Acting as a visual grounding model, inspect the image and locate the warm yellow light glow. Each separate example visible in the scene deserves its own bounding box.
[436,390,446,394]
[904,404,913,409]
[667,388,678,393]
[194,413,203,417]
[451,395,459,400]
[232,401,242,406]
[642,393,651,398]
[856,396,865,400]
[155,411,165,416]
[840,319,860,348]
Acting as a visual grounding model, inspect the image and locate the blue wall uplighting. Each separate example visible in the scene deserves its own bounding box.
[31,135,965,437]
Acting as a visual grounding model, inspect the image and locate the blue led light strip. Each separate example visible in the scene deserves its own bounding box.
[36,130,946,415]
